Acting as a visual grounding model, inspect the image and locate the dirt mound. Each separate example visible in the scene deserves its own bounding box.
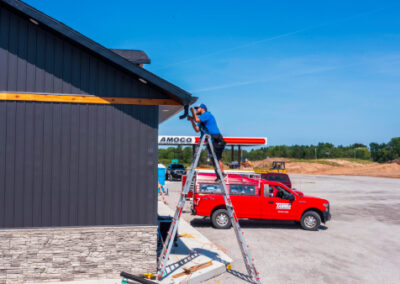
[391,158,400,165]
[252,158,400,178]
[252,158,287,169]
[321,162,400,178]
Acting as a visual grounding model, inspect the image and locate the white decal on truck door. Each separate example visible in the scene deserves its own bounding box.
[276,203,291,210]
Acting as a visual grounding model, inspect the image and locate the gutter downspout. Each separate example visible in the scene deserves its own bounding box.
[179,105,189,119]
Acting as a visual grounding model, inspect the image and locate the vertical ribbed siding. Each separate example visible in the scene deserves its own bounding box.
[0,3,161,228]
[0,3,168,100]
[0,101,158,227]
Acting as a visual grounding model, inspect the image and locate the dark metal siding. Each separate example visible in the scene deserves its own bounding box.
[0,101,158,227]
[0,4,160,228]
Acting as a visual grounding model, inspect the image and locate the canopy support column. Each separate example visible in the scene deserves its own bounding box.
[238,146,242,168]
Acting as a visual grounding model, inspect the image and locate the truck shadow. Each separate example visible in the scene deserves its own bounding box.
[190,218,328,230]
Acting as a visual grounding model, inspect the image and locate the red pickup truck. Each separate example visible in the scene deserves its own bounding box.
[260,172,292,188]
[189,173,331,231]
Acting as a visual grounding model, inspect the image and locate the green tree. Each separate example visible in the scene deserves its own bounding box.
[370,142,389,162]
[182,147,193,164]
[389,137,400,159]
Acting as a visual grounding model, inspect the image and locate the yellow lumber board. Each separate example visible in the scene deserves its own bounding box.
[0,92,181,106]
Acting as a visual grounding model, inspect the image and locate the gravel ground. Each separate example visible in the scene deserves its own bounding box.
[161,174,400,284]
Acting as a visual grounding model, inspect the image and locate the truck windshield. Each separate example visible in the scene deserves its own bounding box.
[264,174,288,183]
[171,164,184,169]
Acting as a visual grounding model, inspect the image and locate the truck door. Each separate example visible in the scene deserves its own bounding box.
[229,184,261,219]
[195,183,224,216]
[262,184,296,220]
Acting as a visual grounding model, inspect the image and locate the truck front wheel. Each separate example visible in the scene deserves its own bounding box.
[300,211,321,231]
[211,209,231,229]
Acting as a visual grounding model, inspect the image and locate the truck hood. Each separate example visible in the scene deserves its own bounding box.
[300,195,329,204]
[292,189,304,196]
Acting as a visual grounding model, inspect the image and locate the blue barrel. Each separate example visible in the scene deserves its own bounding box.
[158,164,166,186]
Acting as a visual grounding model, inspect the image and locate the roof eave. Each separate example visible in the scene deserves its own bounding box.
[1,0,194,106]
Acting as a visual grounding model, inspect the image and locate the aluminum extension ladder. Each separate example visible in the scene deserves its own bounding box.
[156,134,261,283]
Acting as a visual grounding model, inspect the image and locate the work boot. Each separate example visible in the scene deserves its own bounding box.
[214,173,227,183]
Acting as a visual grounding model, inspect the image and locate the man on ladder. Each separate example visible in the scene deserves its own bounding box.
[155,104,261,283]
[188,103,226,182]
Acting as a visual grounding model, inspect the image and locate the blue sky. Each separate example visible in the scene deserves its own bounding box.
[26,0,400,146]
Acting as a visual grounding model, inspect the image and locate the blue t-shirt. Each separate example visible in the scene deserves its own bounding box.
[197,111,221,135]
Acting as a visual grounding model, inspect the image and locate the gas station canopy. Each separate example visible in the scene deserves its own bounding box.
[158,136,267,146]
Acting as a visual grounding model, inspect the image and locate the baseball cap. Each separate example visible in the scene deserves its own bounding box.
[194,103,207,111]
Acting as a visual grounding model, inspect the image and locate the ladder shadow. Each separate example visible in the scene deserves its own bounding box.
[227,269,258,284]
[193,248,257,284]
[192,248,229,265]
[161,249,201,278]
[162,246,235,279]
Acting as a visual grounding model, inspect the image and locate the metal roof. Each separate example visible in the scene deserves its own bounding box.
[1,0,197,106]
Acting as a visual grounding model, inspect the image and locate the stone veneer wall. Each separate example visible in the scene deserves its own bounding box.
[0,226,157,284]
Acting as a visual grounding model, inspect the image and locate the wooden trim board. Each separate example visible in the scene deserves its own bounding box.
[0,92,181,106]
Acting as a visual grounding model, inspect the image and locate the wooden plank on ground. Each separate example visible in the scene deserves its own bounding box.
[172,261,213,279]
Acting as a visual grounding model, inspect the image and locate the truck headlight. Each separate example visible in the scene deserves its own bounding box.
[323,203,329,211]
